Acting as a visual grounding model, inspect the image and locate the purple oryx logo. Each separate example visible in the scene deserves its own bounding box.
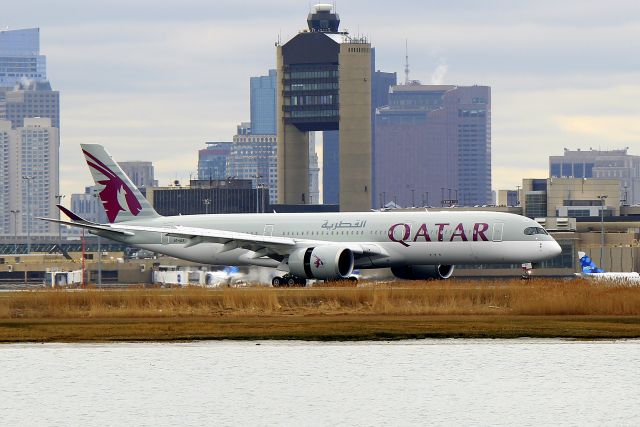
[83,149,142,223]
[313,255,324,268]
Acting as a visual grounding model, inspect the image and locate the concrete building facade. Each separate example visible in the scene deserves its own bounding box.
[119,161,157,190]
[308,133,320,204]
[521,178,621,219]
[0,120,13,235]
[497,189,519,207]
[0,117,59,237]
[323,67,397,206]
[550,148,640,205]
[0,81,59,129]
[374,84,491,208]
[227,134,278,204]
[70,186,108,226]
[276,4,371,211]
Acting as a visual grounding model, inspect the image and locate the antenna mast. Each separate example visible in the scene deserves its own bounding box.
[404,39,410,85]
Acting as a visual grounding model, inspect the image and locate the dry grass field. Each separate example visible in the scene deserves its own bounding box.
[1,279,640,342]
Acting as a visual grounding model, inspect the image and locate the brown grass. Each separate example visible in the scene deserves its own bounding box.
[2,279,640,342]
[1,278,640,319]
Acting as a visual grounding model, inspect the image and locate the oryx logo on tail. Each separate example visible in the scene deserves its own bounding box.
[82,149,142,223]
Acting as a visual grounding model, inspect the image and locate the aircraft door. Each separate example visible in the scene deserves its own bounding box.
[263,224,274,237]
[492,223,504,242]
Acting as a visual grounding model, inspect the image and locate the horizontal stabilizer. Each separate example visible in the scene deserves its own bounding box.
[56,204,98,224]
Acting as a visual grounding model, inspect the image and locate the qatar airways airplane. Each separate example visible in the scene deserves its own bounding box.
[41,144,562,286]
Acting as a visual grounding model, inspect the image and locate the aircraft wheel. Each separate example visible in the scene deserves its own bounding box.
[286,277,297,286]
[348,276,358,283]
[272,277,283,287]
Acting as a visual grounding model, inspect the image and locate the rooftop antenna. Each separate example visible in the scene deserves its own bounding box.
[404,39,410,85]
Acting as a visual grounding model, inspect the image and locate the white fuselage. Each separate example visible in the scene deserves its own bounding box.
[579,272,640,284]
[106,210,562,269]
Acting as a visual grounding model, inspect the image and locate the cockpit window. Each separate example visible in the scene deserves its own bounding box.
[524,227,548,235]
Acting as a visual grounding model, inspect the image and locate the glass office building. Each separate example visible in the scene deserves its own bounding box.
[250,70,277,135]
[0,28,46,87]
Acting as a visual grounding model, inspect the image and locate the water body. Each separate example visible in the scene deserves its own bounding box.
[1,340,638,426]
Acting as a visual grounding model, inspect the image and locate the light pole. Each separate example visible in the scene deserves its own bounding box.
[22,176,33,254]
[203,198,210,214]
[55,194,65,251]
[10,209,20,254]
[253,174,262,213]
[598,195,608,268]
[92,192,102,286]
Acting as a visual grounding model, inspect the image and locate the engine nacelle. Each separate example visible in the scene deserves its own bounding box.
[391,264,455,280]
[288,246,355,280]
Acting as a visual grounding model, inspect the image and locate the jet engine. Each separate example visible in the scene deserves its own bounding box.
[391,264,455,280]
[288,246,354,280]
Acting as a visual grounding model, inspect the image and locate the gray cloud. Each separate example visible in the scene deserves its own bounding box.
[4,0,639,197]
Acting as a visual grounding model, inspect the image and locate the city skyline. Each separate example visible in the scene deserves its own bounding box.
[3,0,638,202]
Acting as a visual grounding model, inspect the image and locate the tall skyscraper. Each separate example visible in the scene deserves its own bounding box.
[0,80,59,129]
[277,4,372,211]
[375,84,491,207]
[0,28,59,242]
[0,28,46,88]
[0,120,12,235]
[308,133,320,204]
[250,69,277,135]
[0,117,59,237]
[198,142,232,180]
[119,161,157,189]
[227,133,278,204]
[70,186,108,226]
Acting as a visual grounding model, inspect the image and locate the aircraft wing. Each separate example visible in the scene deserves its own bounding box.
[113,224,296,250]
[110,223,387,258]
[38,216,136,236]
[42,204,388,261]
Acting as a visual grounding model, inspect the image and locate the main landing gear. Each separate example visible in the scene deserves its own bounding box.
[272,274,307,287]
[272,275,359,287]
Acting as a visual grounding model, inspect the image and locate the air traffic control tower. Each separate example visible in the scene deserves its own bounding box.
[276,4,372,211]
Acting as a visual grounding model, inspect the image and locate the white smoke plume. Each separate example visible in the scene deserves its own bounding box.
[430,62,448,85]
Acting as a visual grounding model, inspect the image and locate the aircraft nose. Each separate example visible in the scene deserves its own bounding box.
[550,240,562,257]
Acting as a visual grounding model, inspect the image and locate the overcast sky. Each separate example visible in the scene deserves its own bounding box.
[5,0,640,200]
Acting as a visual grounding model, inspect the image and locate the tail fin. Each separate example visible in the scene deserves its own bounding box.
[578,251,605,273]
[80,144,160,223]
